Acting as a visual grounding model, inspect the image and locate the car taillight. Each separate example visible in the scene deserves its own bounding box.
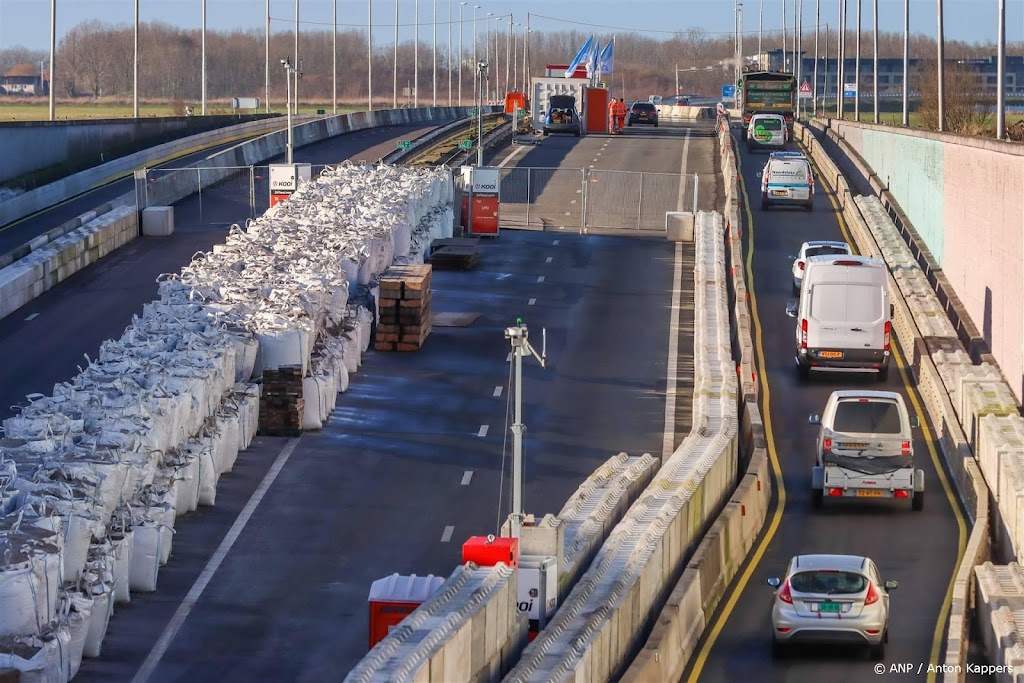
[800,319,808,349]
[808,175,814,190]
[778,580,793,604]
[902,440,911,455]
[864,583,880,606]
[798,261,805,271]
[823,438,832,452]
[884,321,891,351]
[894,490,910,498]
[828,487,843,497]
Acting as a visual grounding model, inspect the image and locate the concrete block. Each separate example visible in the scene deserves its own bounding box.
[666,212,695,242]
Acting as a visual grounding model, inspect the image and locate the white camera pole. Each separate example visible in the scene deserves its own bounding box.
[504,317,546,539]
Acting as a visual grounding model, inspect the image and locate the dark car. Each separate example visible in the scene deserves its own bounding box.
[543,95,581,137]
[628,102,659,127]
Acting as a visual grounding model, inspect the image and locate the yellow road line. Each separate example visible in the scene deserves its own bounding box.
[811,146,969,678]
[685,137,786,683]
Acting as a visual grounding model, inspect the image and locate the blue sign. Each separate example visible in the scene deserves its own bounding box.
[722,84,736,100]
[843,83,858,98]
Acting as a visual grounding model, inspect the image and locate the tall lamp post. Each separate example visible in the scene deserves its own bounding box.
[333,0,338,114]
[266,0,271,112]
[872,0,879,123]
[814,0,820,117]
[281,58,299,163]
[134,0,139,118]
[477,60,487,166]
[473,6,481,105]
[485,12,493,102]
[997,0,1006,138]
[294,0,300,114]
[448,0,454,105]
[937,0,945,132]
[902,0,909,125]
[459,3,467,105]
[49,0,56,121]
[368,0,374,110]
[394,0,400,108]
[202,0,207,115]
[854,0,861,121]
[415,0,420,107]
[433,0,438,105]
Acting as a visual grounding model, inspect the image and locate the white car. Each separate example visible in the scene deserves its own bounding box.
[760,152,814,211]
[768,554,898,659]
[746,113,788,151]
[792,241,852,293]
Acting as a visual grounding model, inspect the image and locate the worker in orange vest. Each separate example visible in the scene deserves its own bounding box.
[608,98,619,134]
[614,98,628,133]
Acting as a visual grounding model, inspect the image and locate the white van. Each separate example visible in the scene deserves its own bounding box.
[786,255,893,381]
[746,113,788,151]
[760,152,814,211]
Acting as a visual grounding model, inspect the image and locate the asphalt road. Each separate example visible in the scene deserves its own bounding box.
[58,121,715,682]
[0,127,289,253]
[682,134,967,683]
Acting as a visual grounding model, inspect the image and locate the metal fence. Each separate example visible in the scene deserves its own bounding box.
[140,164,699,234]
[498,167,699,233]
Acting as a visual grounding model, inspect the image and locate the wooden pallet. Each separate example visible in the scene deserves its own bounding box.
[376,264,433,352]
[258,366,305,435]
[430,237,482,254]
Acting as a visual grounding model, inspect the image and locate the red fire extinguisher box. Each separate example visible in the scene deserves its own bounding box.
[367,573,445,649]
[462,535,519,568]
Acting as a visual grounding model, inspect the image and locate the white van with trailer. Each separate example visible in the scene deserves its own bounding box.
[786,255,893,381]
[809,390,924,511]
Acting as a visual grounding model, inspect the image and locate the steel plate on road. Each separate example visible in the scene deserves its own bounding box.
[819,350,843,358]
[857,489,885,497]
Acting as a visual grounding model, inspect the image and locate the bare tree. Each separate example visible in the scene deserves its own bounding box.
[916,60,993,135]
[0,47,48,75]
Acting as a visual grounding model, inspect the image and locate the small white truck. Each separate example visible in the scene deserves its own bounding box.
[809,390,924,511]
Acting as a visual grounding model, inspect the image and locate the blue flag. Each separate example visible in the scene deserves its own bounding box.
[598,39,614,74]
[586,40,601,78]
[565,36,594,78]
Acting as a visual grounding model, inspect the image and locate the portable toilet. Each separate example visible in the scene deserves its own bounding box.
[366,573,444,649]
[584,88,609,133]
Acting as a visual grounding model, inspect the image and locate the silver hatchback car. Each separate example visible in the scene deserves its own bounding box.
[768,554,898,659]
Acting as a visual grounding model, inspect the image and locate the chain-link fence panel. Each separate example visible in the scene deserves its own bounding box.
[582,170,643,231]
[498,167,584,230]
[637,172,697,231]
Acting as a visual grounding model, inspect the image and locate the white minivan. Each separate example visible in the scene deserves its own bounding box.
[760,152,814,211]
[786,255,893,381]
[746,113,788,151]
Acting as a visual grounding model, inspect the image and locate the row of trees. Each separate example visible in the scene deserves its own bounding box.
[2,20,1021,105]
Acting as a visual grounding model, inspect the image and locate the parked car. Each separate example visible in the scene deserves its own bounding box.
[786,255,893,381]
[791,241,852,293]
[628,102,659,127]
[768,554,898,659]
[543,95,581,137]
[809,390,924,510]
[760,151,814,210]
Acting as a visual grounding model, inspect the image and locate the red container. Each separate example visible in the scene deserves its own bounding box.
[505,91,527,114]
[367,573,444,649]
[462,536,519,567]
[584,88,609,133]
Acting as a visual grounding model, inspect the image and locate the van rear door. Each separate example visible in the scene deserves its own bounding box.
[807,281,885,352]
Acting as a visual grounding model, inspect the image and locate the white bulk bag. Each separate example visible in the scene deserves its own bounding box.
[128,517,163,592]
[1,627,72,683]
[110,531,133,604]
[183,439,218,507]
[255,326,310,377]
[59,507,102,584]
[393,221,412,258]
[0,551,56,636]
[334,357,350,394]
[301,376,324,430]
[215,410,241,474]
[355,307,374,353]
[341,332,360,374]
[233,336,259,383]
[83,583,113,658]
[341,257,360,295]
[67,592,93,678]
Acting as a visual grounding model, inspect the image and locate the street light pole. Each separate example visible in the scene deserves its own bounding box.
[503,319,546,541]
[797,0,802,118]
[333,0,338,114]
[282,58,296,163]
[782,0,787,71]
[473,6,480,105]
[294,0,300,114]
[394,0,400,109]
[48,0,56,121]
[266,0,271,113]
[758,0,763,64]
[415,0,420,107]
[433,0,438,106]
[485,13,493,102]
[902,0,909,125]
[459,3,467,105]
[506,17,512,95]
[134,0,139,118]
[477,61,486,166]
[997,0,1006,138]
[855,0,861,121]
[368,0,374,111]
[838,0,845,120]
[872,0,879,123]
[448,0,454,105]
[814,0,820,117]
[202,0,207,115]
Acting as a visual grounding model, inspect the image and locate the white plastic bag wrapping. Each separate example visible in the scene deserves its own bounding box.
[110,528,133,604]
[183,437,218,507]
[66,590,93,678]
[0,530,61,637]
[0,624,72,683]
[301,376,325,430]
[233,384,260,451]
[128,513,164,592]
[214,409,241,474]
[83,581,113,658]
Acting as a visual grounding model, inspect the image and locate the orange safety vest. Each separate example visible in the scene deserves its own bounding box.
[608,101,618,117]
[615,101,627,117]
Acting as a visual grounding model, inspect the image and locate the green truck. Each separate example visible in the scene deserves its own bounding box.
[738,71,796,140]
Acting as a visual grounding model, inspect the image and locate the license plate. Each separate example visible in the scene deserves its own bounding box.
[819,350,843,358]
[818,601,842,613]
[857,489,885,497]
[841,442,869,448]
[772,190,787,196]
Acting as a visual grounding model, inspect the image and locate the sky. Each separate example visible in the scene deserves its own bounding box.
[0,0,1022,55]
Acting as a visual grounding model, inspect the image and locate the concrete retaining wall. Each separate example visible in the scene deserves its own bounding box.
[0,205,137,320]
[0,115,306,229]
[656,105,716,121]
[826,119,1024,404]
[0,115,275,185]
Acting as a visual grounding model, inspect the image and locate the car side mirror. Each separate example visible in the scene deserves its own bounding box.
[808,414,821,425]
[909,416,920,428]
[884,580,899,590]
[767,577,781,588]
[786,300,798,318]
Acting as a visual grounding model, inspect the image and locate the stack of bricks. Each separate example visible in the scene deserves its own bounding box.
[258,365,304,436]
[375,264,433,351]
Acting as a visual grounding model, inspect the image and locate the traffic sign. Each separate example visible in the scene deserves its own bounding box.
[799,80,812,99]
[468,108,478,115]
[721,84,736,101]
[397,140,412,149]
[458,140,473,149]
[843,83,858,98]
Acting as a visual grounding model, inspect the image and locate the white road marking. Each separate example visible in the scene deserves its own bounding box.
[441,526,455,542]
[132,438,302,683]
[677,128,693,212]
[553,240,560,245]
[662,130,692,460]
[493,385,503,397]
[528,298,537,306]
[537,275,545,283]
[570,199,577,204]
[545,256,553,263]
[592,158,599,162]
[461,471,474,486]
[564,211,571,215]
[589,164,595,168]
[498,146,523,167]
[478,424,489,437]
[24,313,39,321]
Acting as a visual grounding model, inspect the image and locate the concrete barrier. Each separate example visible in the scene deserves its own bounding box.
[656,105,716,121]
[503,210,738,683]
[0,115,309,229]
[344,562,528,683]
[0,205,137,320]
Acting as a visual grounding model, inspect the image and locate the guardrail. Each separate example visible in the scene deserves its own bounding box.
[793,119,999,683]
[502,210,738,682]
[382,110,505,164]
